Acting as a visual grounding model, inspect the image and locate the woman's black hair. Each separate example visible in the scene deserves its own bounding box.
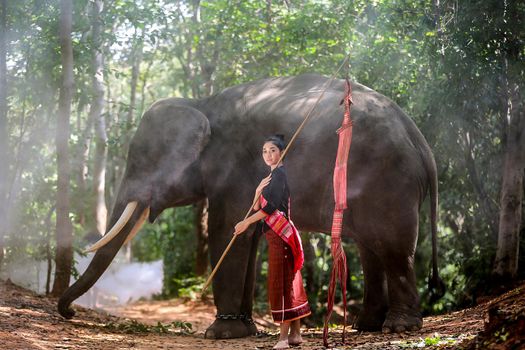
[265,134,286,151]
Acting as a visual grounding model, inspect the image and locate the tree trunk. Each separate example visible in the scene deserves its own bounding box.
[194,199,209,276]
[189,0,200,98]
[462,131,498,236]
[105,65,118,204]
[493,78,524,282]
[90,0,107,235]
[198,35,220,96]
[0,0,8,269]
[75,105,92,227]
[123,29,143,261]
[126,28,143,135]
[51,0,74,297]
[492,0,524,284]
[45,206,55,295]
[139,59,154,117]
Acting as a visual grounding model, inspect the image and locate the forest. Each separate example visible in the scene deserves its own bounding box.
[0,0,524,348]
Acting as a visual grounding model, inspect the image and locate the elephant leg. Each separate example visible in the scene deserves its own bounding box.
[204,209,256,339]
[354,244,389,331]
[239,228,262,335]
[382,250,422,333]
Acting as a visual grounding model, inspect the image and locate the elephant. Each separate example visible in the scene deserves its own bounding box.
[58,73,444,338]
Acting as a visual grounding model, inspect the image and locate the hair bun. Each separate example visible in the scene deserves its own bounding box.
[265,134,286,151]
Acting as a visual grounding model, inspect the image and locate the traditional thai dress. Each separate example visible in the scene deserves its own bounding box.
[259,166,311,323]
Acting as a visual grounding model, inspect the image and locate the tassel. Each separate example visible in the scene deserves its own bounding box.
[323,79,353,347]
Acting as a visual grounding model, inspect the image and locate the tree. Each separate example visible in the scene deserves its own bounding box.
[492,0,525,282]
[51,0,74,296]
[415,0,525,298]
[0,0,7,269]
[89,0,108,236]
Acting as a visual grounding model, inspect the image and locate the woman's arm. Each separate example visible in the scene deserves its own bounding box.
[253,197,261,211]
[233,210,268,235]
[234,172,275,235]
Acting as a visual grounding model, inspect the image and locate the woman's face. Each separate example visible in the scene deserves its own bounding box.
[262,141,282,168]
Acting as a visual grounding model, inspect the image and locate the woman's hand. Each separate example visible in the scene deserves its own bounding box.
[255,174,272,196]
[233,220,250,236]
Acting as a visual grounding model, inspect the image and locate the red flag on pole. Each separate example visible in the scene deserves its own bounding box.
[323,79,353,347]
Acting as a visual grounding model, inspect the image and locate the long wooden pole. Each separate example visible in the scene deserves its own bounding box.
[201,55,350,294]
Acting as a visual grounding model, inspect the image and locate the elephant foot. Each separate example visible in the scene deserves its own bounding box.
[204,318,257,339]
[243,318,258,336]
[353,306,387,332]
[382,307,422,333]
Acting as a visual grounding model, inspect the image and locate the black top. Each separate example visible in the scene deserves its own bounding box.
[260,165,290,219]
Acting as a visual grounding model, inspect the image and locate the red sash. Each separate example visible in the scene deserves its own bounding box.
[260,195,304,272]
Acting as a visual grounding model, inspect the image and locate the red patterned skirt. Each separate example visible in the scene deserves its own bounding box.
[266,228,311,323]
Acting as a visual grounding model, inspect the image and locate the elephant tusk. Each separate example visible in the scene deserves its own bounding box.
[123,207,150,245]
[85,201,138,253]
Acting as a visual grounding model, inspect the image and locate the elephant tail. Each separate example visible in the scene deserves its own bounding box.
[397,105,445,302]
[426,150,446,303]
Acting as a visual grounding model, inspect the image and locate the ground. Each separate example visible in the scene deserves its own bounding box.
[0,280,524,350]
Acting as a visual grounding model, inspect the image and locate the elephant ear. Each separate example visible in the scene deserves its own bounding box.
[127,102,211,187]
[133,102,211,166]
[174,105,211,161]
[128,103,211,221]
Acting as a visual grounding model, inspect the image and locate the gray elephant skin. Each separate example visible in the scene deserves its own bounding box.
[58,73,443,338]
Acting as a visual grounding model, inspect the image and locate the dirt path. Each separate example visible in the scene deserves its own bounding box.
[1,280,523,349]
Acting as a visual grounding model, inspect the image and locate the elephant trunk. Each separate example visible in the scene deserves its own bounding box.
[58,200,148,319]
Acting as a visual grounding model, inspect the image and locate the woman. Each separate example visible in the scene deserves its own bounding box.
[234,135,311,349]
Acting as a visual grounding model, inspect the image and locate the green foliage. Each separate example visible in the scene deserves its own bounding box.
[424,335,441,346]
[132,206,198,298]
[394,333,465,348]
[169,276,206,300]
